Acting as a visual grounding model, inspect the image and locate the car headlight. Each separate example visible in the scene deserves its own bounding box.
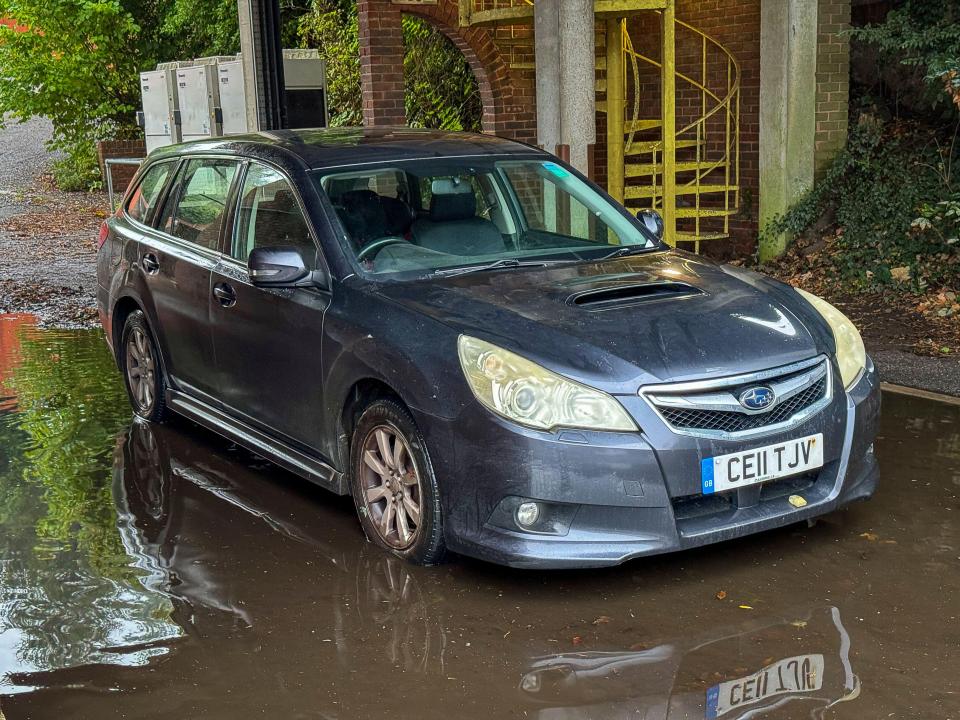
[795,288,866,389]
[457,335,637,432]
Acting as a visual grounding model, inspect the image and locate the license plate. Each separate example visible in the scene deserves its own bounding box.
[701,433,823,495]
[705,653,824,718]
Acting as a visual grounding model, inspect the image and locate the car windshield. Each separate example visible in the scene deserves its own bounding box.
[314,157,658,278]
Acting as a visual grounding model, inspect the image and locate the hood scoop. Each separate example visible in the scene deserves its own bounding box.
[569,281,703,310]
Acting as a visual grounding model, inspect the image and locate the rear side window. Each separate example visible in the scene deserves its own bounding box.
[158,158,239,250]
[231,162,314,262]
[125,162,173,224]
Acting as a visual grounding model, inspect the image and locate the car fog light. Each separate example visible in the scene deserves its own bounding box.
[516,502,540,527]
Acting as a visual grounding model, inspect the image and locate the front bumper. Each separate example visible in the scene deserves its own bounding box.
[417,357,880,569]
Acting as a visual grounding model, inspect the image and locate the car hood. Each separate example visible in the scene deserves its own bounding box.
[373,251,831,393]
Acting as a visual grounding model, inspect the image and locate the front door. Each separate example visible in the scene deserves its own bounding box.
[209,161,330,451]
[142,157,241,402]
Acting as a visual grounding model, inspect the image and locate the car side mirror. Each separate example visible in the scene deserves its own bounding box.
[637,209,664,241]
[248,246,327,289]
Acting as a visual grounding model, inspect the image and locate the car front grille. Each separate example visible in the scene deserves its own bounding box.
[641,356,832,439]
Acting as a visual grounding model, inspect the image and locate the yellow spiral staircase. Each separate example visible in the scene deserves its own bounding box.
[457,0,741,251]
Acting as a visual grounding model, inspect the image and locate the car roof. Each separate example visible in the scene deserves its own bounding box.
[149,126,544,171]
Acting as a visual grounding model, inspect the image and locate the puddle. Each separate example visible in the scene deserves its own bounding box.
[0,318,957,718]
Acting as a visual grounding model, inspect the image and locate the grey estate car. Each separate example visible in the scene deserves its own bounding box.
[98,127,880,568]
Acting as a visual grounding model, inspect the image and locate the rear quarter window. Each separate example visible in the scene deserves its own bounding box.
[125,162,174,224]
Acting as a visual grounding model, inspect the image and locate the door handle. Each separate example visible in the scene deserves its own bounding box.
[213,283,237,308]
[142,253,160,275]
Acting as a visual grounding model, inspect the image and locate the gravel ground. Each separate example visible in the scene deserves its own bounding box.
[0,116,106,327]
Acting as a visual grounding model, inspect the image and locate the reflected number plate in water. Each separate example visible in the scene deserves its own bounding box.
[705,653,824,718]
[701,433,823,495]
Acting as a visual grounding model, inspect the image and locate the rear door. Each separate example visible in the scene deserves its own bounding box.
[141,157,241,402]
[209,160,330,449]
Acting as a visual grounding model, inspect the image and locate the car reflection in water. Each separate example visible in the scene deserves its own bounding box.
[519,606,860,719]
[11,417,863,717]
[112,418,448,679]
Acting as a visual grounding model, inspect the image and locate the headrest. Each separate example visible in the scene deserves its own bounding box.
[269,188,295,211]
[429,179,476,222]
[340,189,382,210]
[431,178,472,195]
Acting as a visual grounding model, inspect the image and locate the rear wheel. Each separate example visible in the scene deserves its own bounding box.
[350,399,446,565]
[121,310,169,423]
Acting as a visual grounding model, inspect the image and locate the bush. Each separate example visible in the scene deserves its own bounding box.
[761,116,960,291]
[50,140,103,192]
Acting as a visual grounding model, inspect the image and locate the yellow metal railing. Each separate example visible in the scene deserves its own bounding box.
[455,0,741,250]
[617,14,741,250]
[457,0,533,27]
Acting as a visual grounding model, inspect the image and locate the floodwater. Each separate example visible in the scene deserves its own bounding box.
[0,316,957,719]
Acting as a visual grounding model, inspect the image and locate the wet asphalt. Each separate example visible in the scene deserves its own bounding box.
[0,318,957,719]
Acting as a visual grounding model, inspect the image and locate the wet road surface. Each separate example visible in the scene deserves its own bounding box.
[0,316,957,719]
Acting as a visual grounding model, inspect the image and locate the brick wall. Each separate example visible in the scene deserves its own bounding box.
[814,0,852,180]
[96,139,146,196]
[358,0,406,125]
[358,0,537,142]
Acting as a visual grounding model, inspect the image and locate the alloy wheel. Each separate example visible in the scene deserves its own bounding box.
[359,425,423,549]
[125,327,156,413]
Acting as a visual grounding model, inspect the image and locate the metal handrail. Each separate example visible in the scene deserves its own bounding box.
[621,11,741,248]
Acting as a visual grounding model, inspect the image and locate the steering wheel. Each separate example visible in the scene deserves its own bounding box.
[357,236,410,261]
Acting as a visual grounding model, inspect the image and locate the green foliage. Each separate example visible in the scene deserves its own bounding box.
[299,1,363,126]
[3,328,132,577]
[0,0,157,190]
[51,139,104,191]
[402,15,481,132]
[762,117,960,290]
[852,0,960,111]
[300,0,481,131]
[161,0,241,58]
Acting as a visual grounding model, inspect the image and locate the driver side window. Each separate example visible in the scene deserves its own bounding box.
[231,163,314,262]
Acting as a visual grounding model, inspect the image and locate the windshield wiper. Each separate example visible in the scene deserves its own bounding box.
[433,258,560,278]
[596,244,654,261]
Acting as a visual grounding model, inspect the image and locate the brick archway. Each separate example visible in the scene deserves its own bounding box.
[357,0,535,141]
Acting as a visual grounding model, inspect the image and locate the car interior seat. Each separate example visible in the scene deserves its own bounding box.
[411,178,505,256]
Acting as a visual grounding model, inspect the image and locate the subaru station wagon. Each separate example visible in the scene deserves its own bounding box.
[97,127,880,568]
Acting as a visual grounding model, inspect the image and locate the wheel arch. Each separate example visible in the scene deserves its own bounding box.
[336,378,410,473]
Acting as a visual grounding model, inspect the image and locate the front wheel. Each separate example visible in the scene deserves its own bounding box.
[350,399,446,565]
[121,310,170,423]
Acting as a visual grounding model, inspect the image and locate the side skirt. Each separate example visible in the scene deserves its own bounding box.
[166,389,347,495]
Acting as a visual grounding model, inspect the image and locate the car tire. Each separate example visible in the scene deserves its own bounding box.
[350,398,446,565]
[120,310,170,423]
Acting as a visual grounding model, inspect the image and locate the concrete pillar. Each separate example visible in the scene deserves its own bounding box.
[758,0,819,261]
[358,0,406,126]
[558,0,595,175]
[237,0,286,131]
[534,0,561,154]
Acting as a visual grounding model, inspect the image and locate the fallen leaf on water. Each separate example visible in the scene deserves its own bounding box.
[739,605,753,610]
[716,590,727,600]
[790,620,808,628]
[571,635,583,646]
[592,616,612,625]
[860,532,880,541]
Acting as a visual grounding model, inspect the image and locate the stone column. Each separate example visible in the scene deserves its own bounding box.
[534,0,561,154]
[558,0,595,175]
[759,0,819,260]
[358,0,406,126]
